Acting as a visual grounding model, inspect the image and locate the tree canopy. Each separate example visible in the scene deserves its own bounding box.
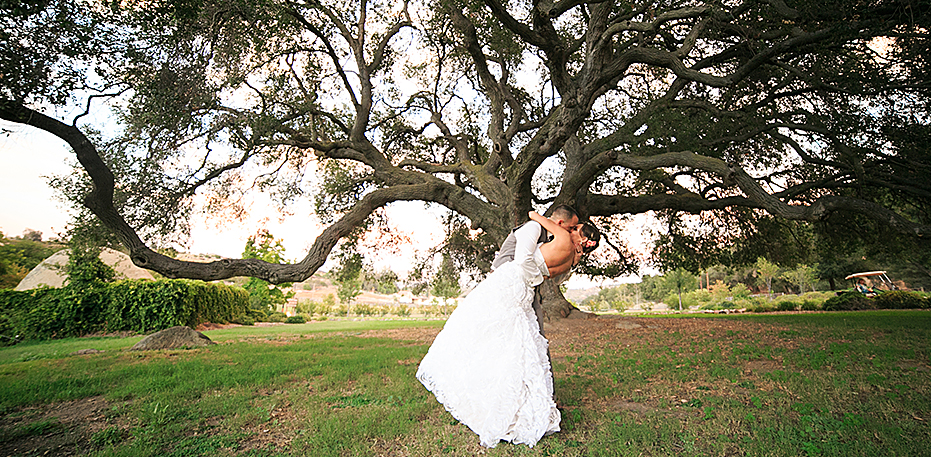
[2,0,931,300]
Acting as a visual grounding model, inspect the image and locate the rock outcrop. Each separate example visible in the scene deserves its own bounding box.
[130,326,216,351]
[15,248,155,291]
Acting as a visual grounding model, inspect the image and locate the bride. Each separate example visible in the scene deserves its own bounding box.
[416,210,587,448]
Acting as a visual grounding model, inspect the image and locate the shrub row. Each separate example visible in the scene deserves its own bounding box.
[295,299,414,317]
[590,289,931,314]
[823,290,931,311]
[0,287,106,343]
[105,279,250,332]
[0,279,249,343]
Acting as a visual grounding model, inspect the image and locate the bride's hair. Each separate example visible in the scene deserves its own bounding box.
[579,223,601,254]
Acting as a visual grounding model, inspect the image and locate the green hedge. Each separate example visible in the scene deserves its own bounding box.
[822,291,875,311]
[0,287,108,341]
[0,279,249,343]
[822,290,930,312]
[105,279,249,332]
[285,315,306,324]
[871,290,930,309]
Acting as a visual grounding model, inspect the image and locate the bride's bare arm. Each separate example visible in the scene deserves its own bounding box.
[528,211,567,240]
[528,211,576,276]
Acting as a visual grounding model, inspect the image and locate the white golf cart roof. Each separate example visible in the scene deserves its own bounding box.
[844,271,888,280]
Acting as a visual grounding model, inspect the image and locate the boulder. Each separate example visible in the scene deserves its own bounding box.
[15,248,155,291]
[130,326,216,351]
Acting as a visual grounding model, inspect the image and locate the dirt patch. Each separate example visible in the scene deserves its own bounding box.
[361,327,441,345]
[370,435,415,456]
[196,322,242,331]
[607,399,697,419]
[895,360,930,372]
[79,330,138,339]
[611,400,657,414]
[0,396,119,456]
[542,315,816,414]
[745,359,782,373]
[355,315,803,363]
[237,398,298,454]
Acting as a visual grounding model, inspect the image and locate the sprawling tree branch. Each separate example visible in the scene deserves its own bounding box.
[4,0,931,302]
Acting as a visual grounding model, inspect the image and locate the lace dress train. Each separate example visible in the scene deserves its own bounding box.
[416,261,560,448]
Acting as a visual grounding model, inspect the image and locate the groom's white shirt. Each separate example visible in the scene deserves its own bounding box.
[510,221,550,287]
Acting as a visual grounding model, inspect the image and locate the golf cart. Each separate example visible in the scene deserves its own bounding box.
[844,271,898,296]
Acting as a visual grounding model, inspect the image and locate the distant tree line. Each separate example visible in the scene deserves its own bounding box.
[0,230,61,289]
[581,256,928,313]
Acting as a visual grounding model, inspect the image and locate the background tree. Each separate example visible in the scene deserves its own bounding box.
[637,274,669,303]
[3,0,931,320]
[333,249,363,305]
[0,231,59,289]
[361,268,399,295]
[754,258,781,299]
[781,264,818,295]
[241,230,293,313]
[21,229,42,242]
[431,255,462,301]
[663,268,697,311]
[65,243,115,292]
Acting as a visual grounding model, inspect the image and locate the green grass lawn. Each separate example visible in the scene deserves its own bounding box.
[0,311,929,456]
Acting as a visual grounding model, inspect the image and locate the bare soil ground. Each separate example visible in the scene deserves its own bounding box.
[0,396,127,456]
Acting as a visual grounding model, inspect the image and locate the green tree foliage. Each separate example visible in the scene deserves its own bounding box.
[0,236,53,273]
[405,264,429,297]
[356,267,399,294]
[581,286,635,312]
[65,245,116,291]
[4,0,931,321]
[333,250,363,305]
[0,231,57,289]
[663,268,697,311]
[0,258,24,290]
[638,275,669,303]
[322,293,336,313]
[370,269,399,295]
[243,230,287,264]
[781,265,819,295]
[241,230,292,312]
[754,258,781,298]
[431,255,461,300]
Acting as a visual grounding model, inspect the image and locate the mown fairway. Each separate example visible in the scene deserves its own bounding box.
[1,312,929,456]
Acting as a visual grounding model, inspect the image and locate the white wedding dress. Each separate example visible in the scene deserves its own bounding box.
[416,260,561,448]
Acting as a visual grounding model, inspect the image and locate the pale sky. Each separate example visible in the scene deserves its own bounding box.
[0,118,446,277]
[0,119,639,289]
[0,120,72,240]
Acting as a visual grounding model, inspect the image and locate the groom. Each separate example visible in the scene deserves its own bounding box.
[491,205,580,336]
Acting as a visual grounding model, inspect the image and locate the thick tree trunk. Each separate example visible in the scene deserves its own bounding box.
[538,278,594,321]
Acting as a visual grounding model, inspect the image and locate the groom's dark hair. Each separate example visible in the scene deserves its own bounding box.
[549,204,578,221]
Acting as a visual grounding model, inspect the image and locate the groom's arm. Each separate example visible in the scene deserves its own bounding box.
[513,221,550,283]
[512,221,541,260]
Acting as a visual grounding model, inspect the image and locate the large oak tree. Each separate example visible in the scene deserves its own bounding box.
[2,0,930,318]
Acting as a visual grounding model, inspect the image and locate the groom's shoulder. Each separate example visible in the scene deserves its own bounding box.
[514,220,543,230]
[511,220,549,243]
